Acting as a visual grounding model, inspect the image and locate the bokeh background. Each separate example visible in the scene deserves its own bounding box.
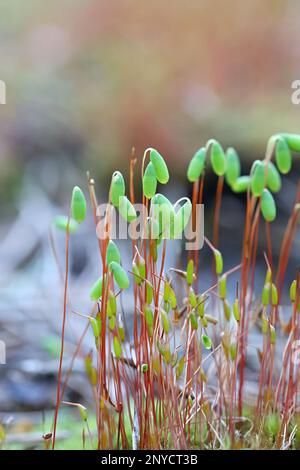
[1,0,300,447]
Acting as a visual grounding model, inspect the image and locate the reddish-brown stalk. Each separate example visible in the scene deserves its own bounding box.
[52,214,71,449]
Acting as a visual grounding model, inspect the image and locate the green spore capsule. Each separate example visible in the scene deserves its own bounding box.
[210,140,226,176]
[169,287,177,309]
[223,299,231,321]
[262,283,271,306]
[160,309,170,334]
[144,306,154,337]
[225,147,241,186]
[53,216,79,234]
[149,148,169,184]
[290,279,297,303]
[90,318,100,339]
[213,249,223,275]
[230,343,237,361]
[232,176,250,193]
[233,299,240,322]
[189,288,197,308]
[173,198,192,239]
[110,171,125,207]
[109,261,130,290]
[138,257,146,280]
[190,313,198,330]
[187,147,206,182]
[90,276,103,301]
[202,334,212,350]
[118,196,137,222]
[261,189,276,222]
[71,186,86,224]
[275,137,292,174]
[132,262,142,285]
[113,336,122,358]
[143,162,157,199]
[219,274,227,300]
[266,161,281,193]
[280,133,300,152]
[106,240,121,265]
[107,291,117,317]
[141,363,149,373]
[146,281,153,305]
[151,193,174,236]
[271,283,278,306]
[250,161,265,196]
[186,259,194,286]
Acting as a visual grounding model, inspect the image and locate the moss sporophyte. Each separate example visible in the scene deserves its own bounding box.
[51,132,300,450]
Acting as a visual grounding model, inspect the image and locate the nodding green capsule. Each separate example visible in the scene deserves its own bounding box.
[230,343,237,361]
[186,259,194,286]
[90,317,100,339]
[202,334,212,350]
[261,189,276,222]
[275,137,292,174]
[107,291,117,317]
[190,313,198,330]
[90,276,103,301]
[151,193,174,237]
[71,186,86,224]
[146,281,153,305]
[149,148,169,184]
[270,325,276,345]
[210,140,227,176]
[132,262,142,285]
[169,287,177,309]
[113,336,122,358]
[189,287,197,308]
[265,268,272,284]
[271,283,278,306]
[262,283,271,306]
[141,363,149,373]
[198,295,206,318]
[187,147,206,182]
[225,147,241,186]
[118,195,137,222]
[280,133,300,152]
[110,171,125,207]
[138,257,146,280]
[53,215,79,234]
[173,199,192,238]
[109,261,130,290]
[160,309,170,334]
[108,316,116,331]
[232,176,250,193]
[223,299,231,321]
[262,314,268,334]
[213,249,223,275]
[290,280,297,303]
[106,240,121,265]
[266,161,281,193]
[118,322,125,342]
[144,306,154,337]
[251,161,265,196]
[233,299,240,322]
[143,162,157,199]
[219,274,227,300]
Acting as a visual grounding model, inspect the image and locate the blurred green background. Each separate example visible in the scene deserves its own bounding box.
[1,0,300,211]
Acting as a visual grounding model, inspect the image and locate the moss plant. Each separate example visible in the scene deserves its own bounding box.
[51,132,300,451]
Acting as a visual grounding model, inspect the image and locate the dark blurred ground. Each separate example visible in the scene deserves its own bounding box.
[0,0,300,418]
